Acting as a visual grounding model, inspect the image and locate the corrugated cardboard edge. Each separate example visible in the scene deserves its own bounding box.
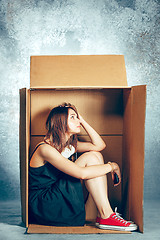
[30,86,131,90]
[26,223,131,234]
[19,88,30,227]
[122,88,132,221]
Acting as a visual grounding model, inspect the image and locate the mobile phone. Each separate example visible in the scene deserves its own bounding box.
[114,172,119,185]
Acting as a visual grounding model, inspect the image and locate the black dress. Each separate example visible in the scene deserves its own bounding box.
[28,143,86,226]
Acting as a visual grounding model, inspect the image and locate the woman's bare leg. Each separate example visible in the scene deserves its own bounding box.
[75,151,113,219]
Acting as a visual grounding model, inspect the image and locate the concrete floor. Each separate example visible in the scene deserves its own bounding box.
[0,199,159,240]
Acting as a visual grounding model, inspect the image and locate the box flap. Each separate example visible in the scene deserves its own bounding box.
[30,55,127,88]
[122,86,146,233]
[130,85,146,233]
[19,88,30,227]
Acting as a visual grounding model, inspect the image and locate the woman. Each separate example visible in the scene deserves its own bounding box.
[28,103,137,231]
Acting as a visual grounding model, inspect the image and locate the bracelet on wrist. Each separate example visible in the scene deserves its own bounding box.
[108,162,113,172]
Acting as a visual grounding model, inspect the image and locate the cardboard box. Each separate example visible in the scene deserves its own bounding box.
[19,55,146,234]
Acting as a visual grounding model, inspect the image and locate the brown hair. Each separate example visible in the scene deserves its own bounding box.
[44,103,78,153]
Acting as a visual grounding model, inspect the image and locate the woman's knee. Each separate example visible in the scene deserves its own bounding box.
[82,151,104,165]
[91,151,104,164]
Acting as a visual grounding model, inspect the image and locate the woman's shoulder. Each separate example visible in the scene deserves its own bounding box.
[37,141,54,151]
[37,141,59,158]
[34,141,50,152]
[35,141,76,159]
[30,141,46,158]
[29,141,51,167]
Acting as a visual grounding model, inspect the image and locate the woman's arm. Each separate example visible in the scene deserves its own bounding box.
[38,144,114,180]
[77,115,106,152]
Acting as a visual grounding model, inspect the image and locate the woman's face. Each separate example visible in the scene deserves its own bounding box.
[67,108,81,135]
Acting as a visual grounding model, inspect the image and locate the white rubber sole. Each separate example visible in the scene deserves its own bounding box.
[97,223,138,231]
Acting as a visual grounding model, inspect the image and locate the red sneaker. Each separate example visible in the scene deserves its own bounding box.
[96,208,138,231]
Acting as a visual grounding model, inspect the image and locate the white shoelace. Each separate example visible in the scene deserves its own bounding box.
[112,207,129,225]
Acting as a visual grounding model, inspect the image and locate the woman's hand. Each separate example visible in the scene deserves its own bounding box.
[78,113,84,124]
[76,113,106,152]
[108,162,121,187]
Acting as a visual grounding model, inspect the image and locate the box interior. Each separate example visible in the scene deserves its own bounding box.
[30,88,124,220]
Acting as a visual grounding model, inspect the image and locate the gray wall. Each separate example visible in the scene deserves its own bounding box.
[0,0,159,201]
